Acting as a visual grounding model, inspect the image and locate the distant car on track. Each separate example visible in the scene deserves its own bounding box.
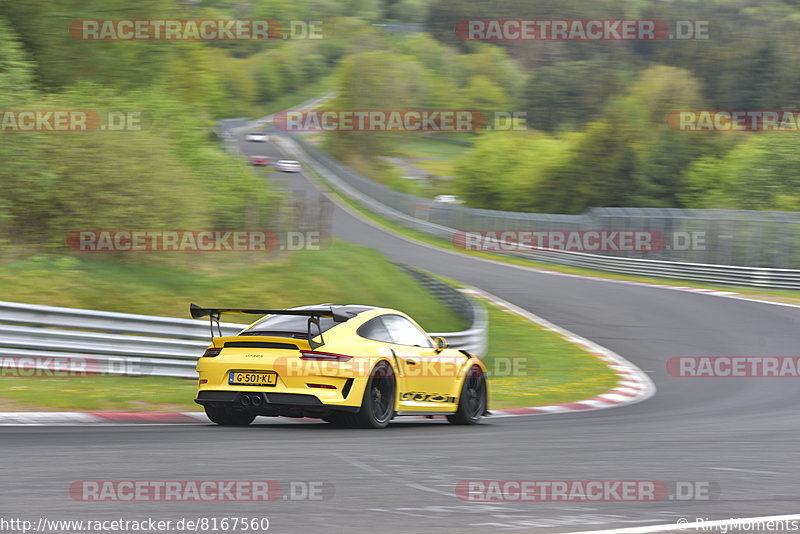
[275,160,301,173]
[191,303,489,428]
[248,155,273,166]
[434,194,463,204]
[245,132,268,142]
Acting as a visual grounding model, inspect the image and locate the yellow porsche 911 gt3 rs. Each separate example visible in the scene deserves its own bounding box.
[190,303,489,428]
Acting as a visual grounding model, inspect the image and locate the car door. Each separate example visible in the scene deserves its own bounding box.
[379,314,459,412]
[356,316,416,406]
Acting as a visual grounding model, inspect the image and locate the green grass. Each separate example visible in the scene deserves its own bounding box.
[392,137,469,178]
[0,376,198,412]
[482,306,618,408]
[0,241,465,332]
[257,75,335,117]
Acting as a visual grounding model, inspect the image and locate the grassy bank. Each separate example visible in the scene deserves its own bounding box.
[0,242,464,332]
[482,305,617,409]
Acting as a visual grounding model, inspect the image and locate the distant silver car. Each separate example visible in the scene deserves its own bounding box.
[276,160,301,173]
[245,132,268,142]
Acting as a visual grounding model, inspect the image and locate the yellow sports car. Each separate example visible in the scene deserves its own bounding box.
[191,303,488,428]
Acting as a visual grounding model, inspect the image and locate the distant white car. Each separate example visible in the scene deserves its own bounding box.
[245,132,268,142]
[276,160,301,173]
[434,194,462,204]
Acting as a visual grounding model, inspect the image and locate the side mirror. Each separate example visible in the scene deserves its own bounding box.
[434,336,448,353]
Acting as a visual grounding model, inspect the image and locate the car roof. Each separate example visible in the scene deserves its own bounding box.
[288,303,377,317]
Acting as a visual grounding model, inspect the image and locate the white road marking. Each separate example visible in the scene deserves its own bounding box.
[564,513,800,534]
[705,467,781,475]
[337,455,453,497]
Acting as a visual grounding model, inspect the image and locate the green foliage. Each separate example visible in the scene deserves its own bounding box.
[681,134,800,210]
[388,0,430,23]
[456,65,717,213]
[524,60,626,132]
[6,0,800,232]
[1,0,356,250]
[455,130,574,211]
[326,48,427,156]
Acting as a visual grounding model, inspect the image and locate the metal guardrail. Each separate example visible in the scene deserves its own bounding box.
[275,132,800,289]
[396,265,487,357]
[0,301,244,378]
[0,272,488,378]
[513,249,800,290]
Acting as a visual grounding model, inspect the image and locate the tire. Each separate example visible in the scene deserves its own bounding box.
[327,361,395,429]
[204,405,255,427]
[447,365,487,425]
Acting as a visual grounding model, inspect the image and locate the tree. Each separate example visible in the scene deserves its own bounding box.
[524,60,626,132]
[681,134,800,211]
[389,0,429,23]
[327,50,426,156]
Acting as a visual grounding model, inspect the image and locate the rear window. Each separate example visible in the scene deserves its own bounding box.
[244,314,337,336]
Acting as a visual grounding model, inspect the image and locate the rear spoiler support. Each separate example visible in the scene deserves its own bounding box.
[190,304,350,348]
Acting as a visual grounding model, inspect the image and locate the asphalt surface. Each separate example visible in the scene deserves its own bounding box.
[3,134,800,534]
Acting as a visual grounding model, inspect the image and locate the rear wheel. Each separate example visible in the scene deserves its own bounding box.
[204,406,255,427]
[325,361,395,429]
[447,366,487,425]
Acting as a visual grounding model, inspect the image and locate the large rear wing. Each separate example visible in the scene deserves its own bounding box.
[190,303,350,348]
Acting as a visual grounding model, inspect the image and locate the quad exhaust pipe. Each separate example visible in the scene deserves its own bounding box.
[240,393,264,407]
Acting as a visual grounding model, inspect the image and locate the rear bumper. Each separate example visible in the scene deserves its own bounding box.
[195,390,360,418]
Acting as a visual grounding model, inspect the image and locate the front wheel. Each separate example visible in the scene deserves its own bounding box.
[204,406,255,427]
[447,366,487,425]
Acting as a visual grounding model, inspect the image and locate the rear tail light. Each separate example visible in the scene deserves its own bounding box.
[299,350,352,362]
[202,348,222,358]
[307,383,336,389]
